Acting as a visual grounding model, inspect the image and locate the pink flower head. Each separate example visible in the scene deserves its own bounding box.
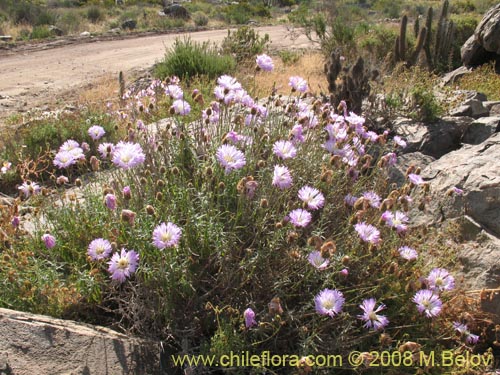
[88,125,106,141]
[165,85,184,99]
[408,173,425,185]
[315,288,345,317]
[362,191,381,208]
[171,99,191,116]
[289,76,308,93]
[398,246,418,261]
[88,238,112,261]
[272,165,293,189]
[216,144,246,174]
[354,222,381,245]
[256,54,274,72]
[308,251,329,270]
[394,136,407,148]
[358,298,389,330]
[382,211,409,233]
[244,308,257,328]
[42,233,56,249]
[1,161,12,174]
[298,186,325,210]
[98,143,114,159]
[53,151,77,169]
[112,142,145,169]
[104,193,117,210]
[18,181,41,199]
[413,289,442,318]
[107,248,139,283]
[273,140,297,160]
[453,322,479,344]
[427,268,455,292]
[288,208,312,228]
[11,216,20,228]
[152,222,182,249]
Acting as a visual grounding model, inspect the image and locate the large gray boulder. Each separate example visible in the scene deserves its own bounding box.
[392,116,473,158]
[462,116,500,144]
[461,4,500,69]
[417,132,500,237]
[0,307,161,374]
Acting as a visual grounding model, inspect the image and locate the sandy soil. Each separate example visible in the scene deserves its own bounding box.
[0,26,314,122]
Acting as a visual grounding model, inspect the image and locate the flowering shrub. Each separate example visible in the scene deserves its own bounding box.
[1,57,491,373]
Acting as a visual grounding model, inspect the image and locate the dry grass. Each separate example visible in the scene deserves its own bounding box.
[456,62,500,101]
[76,74,120,111]
[237,51,328,98]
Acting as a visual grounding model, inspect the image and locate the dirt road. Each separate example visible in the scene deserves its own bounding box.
[0,26,313,120]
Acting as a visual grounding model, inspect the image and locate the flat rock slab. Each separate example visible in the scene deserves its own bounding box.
[0,308,161,375]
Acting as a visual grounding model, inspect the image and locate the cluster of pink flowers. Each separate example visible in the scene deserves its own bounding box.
[53,140,85,169]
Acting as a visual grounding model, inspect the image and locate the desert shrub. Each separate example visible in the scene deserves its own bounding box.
[151,17,185,30]
[193,11,209,27]
[30,25,54,39]
[278,49,301,65]
[4,67,490,374]
[155,38,236,81]
[223,2,270,24]
[10,1,57,26]
[86,6,103,23]
[57,10,82,34]
[221,26,270,63]
[358,24,399,62]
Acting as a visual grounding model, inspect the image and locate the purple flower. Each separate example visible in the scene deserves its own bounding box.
[290,124,305,143]
[112,142,145,169]
[453,322,479,344]
[427,268,455,292]
[344,194,357,207]
[315,288,345,317]
[289,76,308,93]
[358,298,389,330]
[382,211,409,233]
[298,186,325,210]
[107,248,139,283]
[98,142,114,159]
[340,268,349,278]
[217,75,242,91]
[11,216,20,228]
[394,136,407,148]
[165,85,184,99]
[171,99,191,115]
[42,233,56,249]
[273,140,297,159]
[288,208,312,228]
[88,238,112,261]
[152,222,182,249]
[122,186,131,200]
[272,165,293,189]
[256,54,274,71]
[362,191,381,208]
[413,290,442,318]
[354,222,381,245]
[1,161,12,174]
[244,308,257,328]
[398,246,418,261]
[382,152,398,167]
[408,173,425,185]
[216,144,246,174]
[453,187,464,195]
[18,181,41,199]
[137,120,146,131]
[308,251,329,270]
[104,193,117,210]
[88,125,106,141]
[53,151,77,169]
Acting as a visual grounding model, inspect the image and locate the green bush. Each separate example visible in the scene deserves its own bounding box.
[154,37,236,81]
[86,6,103,23]
[4,74,487,374]
[193,11,209,27]
[11,1,57,26]
[30,25,54,40]
[223,2,270,24]
[57,10,82,34]
[278,50,301,65]
[221,26,269,63]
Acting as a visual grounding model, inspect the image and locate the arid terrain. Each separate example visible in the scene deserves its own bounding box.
[0,25,313,121]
